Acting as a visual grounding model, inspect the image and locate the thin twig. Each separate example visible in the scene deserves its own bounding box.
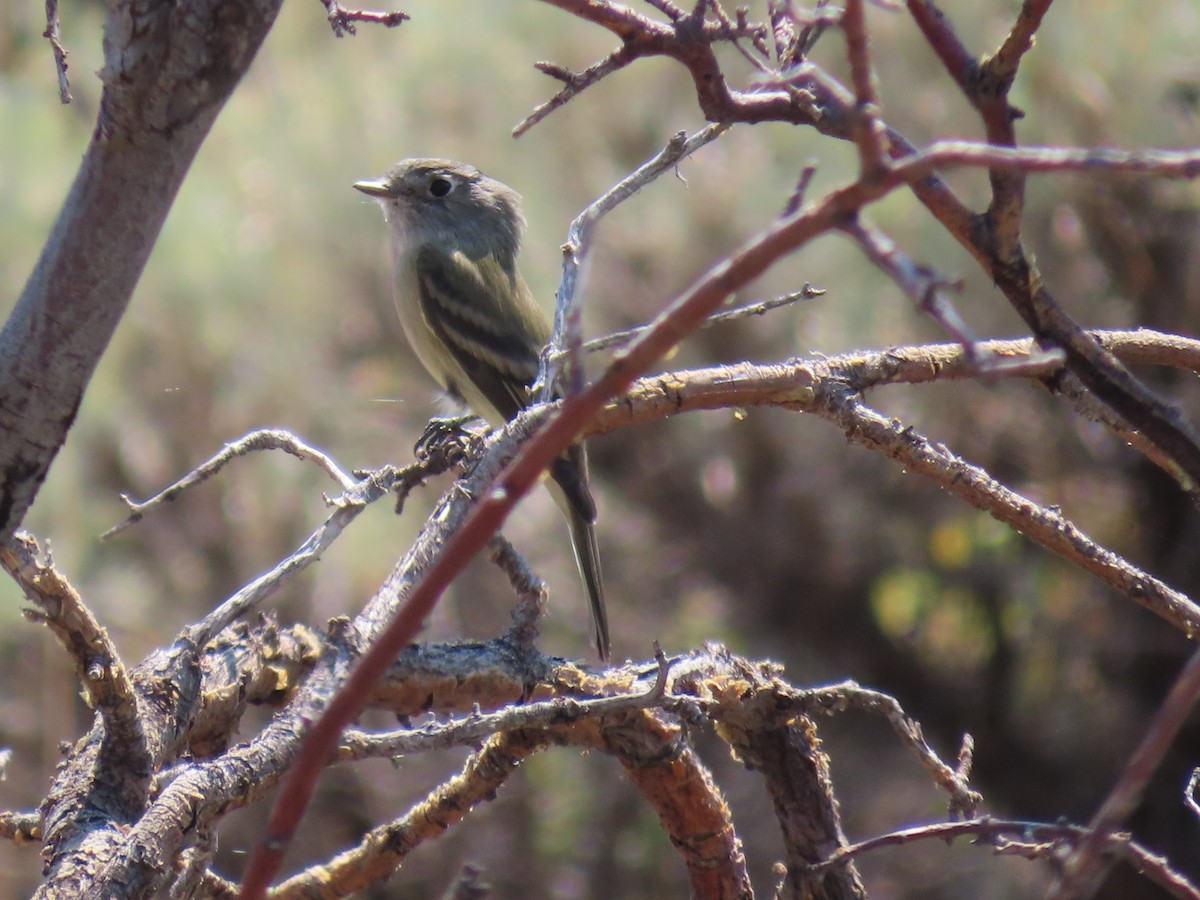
[770,0,840,66]
[977,0,1055,256]
[537,122,731,402]
[1188,769,1200,820]
[102,429,358,540]
[1052,644,1200,899]
[842,217,982,356]
[986,0,1056,88]
[489,534,548,651]
[272,729,555,897]
[807,383,1200,638]
[42,0,71,103]
[338,660,671,761]
[782,163,818,217]
[515,47,638,138]
[842,0,888,174]
[802,680,982,818]
[320,0,409,37]
[906,0,1031,254]
[890,141,1200,184]
[574,284,824,356]
[180,464,404,647]
[520,1,768,136]
[806,816,1200,899]
[709,0,773,75]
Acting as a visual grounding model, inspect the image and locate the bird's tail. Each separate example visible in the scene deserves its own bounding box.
[549,446,609,661]
[566,505,609,661]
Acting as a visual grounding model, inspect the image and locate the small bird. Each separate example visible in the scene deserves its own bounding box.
[355,158,610,660]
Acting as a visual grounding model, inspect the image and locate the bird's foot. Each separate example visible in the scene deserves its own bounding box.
[415,414,486,469]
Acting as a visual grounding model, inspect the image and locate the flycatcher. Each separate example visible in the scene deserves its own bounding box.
[354,158,610,660]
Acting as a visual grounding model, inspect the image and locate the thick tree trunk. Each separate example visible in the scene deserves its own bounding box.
[0,0,284,538]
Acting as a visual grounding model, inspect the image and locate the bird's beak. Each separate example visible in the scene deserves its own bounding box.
[353,178,391,197]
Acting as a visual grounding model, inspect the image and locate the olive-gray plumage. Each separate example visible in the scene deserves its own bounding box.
[355,158,609,660]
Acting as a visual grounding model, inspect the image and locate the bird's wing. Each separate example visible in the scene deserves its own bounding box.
[414,244,546,422]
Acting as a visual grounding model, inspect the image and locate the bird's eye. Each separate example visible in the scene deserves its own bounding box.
[428,177,452,198]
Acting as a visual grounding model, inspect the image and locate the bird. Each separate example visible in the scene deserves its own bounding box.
[355,158,610,660]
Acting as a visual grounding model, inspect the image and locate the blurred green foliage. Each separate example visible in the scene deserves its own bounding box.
[3,1,1200,897]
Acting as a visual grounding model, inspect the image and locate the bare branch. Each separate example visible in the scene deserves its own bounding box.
[1,532,143,771]
[842,218,982,355]
[537,121,730,401]
[514,47,639,138]
[807,378,1200,639]
[42,0,71,103]
[807,816,1200,900]
[769,0,841,66]
[488,534,548,652]
[986,0,1056,89]
[1052,644,1200,899]
[182,461,408,646]
[891,141,1200,183]
[802,681,982,819]
[842,0,888,174]
[102,428,359,540]
[320,0,409,37]
[563,340,1200,639]
[1188,768,1200,821]
[576,283,825,355]
[338,660,670,762]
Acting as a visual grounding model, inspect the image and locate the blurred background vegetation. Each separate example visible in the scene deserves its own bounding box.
[2,1,1200,897]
